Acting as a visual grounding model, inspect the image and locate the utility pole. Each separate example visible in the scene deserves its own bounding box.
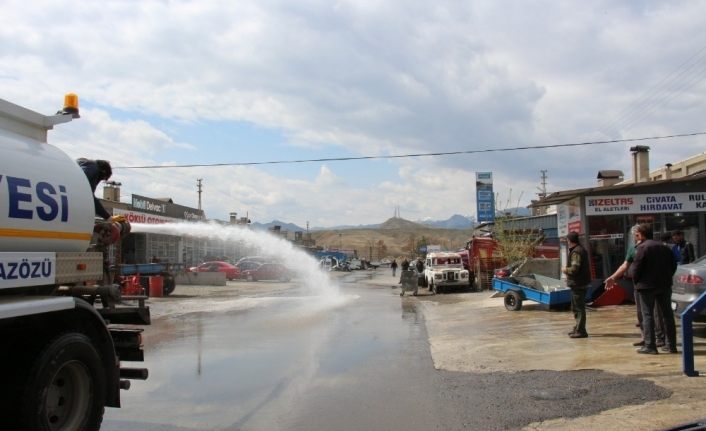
[197,178,203,211]
[532,170,549,216]
[537,170,548,199]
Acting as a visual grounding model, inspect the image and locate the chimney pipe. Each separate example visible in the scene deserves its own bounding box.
[664,163,673,180]
[596,170,624,187]
[103,181,121,202]
[630,145,650,183]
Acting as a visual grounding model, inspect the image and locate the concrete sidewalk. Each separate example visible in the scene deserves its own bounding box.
[422,292,706,430]
[358,271,706,430]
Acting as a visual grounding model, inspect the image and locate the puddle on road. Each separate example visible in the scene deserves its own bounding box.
[105,222,434,431]
[104,285,426,431]
[400,297,423,325]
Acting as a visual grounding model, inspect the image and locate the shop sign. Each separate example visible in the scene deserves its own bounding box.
[131,194,167,214]
[113,208,178,225]
[131,194,204,220]
[585,192,706,215]
[476,172,495,223]
[557,197,582,237]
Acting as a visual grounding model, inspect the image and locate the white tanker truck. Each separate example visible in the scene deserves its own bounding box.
[0,95,149,430]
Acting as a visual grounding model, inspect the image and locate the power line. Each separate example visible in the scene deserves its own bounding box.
[621,61,706,133]
[599,44,706,136]
[113,131,706,170]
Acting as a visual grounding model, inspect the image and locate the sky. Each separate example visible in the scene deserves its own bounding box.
[2,1,706,228]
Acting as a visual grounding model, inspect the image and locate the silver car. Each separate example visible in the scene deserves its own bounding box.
[672,255,706,320]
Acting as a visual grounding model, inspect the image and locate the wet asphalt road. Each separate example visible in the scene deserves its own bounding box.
[102,271,669,431]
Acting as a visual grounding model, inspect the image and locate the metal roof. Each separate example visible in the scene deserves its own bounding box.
[530,170,706,208]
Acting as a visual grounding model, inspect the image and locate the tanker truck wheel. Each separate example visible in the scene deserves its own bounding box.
[21,333,106,431]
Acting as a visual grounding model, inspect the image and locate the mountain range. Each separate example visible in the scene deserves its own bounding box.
[251,214,478,232]
[251,207,531,232]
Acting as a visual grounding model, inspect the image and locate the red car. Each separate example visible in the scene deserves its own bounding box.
[189,261,240,280]
[241,263,291,282]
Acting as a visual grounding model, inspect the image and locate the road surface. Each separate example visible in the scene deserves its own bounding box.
[103,270,667,430]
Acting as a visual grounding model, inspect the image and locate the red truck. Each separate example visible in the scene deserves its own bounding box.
[457,236,504,290]
[459,233,560,290]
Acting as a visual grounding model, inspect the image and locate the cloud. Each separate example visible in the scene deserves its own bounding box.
[2,1,706,226]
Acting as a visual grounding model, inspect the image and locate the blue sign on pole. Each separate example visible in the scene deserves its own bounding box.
[476,172,495,223]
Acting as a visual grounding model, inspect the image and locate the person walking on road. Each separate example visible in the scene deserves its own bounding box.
[399,258,411,284]
[415,257,424,274]
[631,224,678,354]
[401,258,410,271]
[562,231,590,339]
[415,257,425,288]
[391,259,398,277]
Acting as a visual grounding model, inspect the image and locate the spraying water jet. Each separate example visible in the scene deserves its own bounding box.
[130,221,344,304]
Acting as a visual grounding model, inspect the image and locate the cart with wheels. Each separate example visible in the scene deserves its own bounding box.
[399,270,419,296]
[115,262,178,296]
[492,277,572,311]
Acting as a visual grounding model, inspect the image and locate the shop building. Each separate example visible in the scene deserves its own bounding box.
[532,147,706,280]
[100,185,256,266]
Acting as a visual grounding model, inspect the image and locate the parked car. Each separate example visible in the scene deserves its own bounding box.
[348,258,363,270]
[319,256,340,272]
[672,255,706,320]
[235,259,265,272]
[241,263,292,282]
[189,261,240,280]
[235,256,269,265]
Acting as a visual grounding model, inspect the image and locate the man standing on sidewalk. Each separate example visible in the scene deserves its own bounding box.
[562,231,590,339]
[631,224,678,354]
[606,225,667,348]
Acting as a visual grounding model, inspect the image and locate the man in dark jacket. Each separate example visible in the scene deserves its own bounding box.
[401,258,410,271]
[672,230,695,264]
[77,158,112,220]
[562,231,590,338]
[631,224,678,354]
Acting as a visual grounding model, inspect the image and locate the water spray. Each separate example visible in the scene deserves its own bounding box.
[130,221,343,302]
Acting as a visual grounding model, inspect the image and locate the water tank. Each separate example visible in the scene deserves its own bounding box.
[0,126,95,252]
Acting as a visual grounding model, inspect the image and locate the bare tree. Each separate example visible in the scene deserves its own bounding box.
[493,190,540,263]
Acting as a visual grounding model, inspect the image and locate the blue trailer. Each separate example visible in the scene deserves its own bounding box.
[492,277,572,311]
